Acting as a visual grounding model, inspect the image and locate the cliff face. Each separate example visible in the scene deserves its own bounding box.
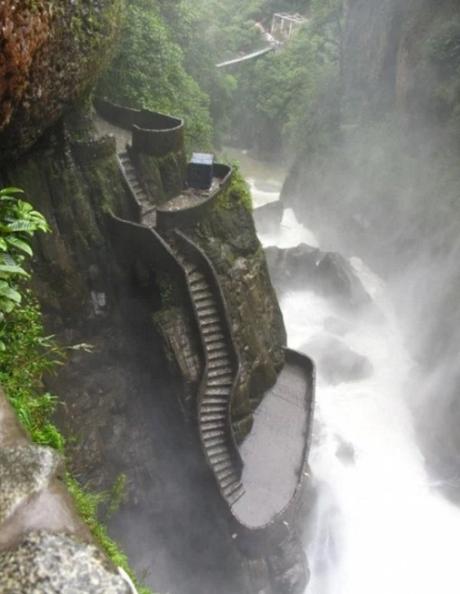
[342,0,460,129]
[0,0,122,160]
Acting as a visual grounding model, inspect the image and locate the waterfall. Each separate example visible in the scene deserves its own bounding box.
[243,152,460,594]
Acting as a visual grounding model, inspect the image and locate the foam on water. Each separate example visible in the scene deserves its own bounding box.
[228,146,460,593]
[262,202,460,594]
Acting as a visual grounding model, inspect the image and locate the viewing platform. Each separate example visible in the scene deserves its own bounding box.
[94,98,232,229]
[233,349,314,548]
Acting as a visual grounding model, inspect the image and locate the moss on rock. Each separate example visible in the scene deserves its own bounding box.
[0,0,123,160]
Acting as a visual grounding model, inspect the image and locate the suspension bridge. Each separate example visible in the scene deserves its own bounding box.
[216,13,307,69]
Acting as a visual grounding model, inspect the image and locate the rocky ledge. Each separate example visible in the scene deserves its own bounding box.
[0,388,129,593]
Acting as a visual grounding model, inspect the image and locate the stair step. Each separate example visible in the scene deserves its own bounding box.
[205,338,227,349]
[205,386,231,397]
[200,316,220,327]
[195,299,215,310]
[203,388,230,404]
[201,411,226,421]
[208,366,232,378]
[208,354,232,364]
[201,395,227,405]
[208,357,233,378]
[220,475,240,491]
[193,293,213,304]
[207,446,230,459]
[207,445,228,457]
[217,467,237,482]
[200,419,225,438]
[201,431,225,443]
[213,459,233,472]
[191,281,209,292]
[201,402,228,414]
[207,376,233,387]
[199,434,225,448]
[202,429,225,440]
[227,484,245,505]
[197,310,219,322]
[207,349,229,362]
[202,327,223,339]
[209,454,232,467]
[188,271,205,283]
[203,332,226,343]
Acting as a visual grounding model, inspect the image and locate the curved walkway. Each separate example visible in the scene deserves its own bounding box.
[233,350,314,528]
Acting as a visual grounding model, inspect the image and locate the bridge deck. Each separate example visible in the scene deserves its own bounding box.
[233,354,312,528]
[216,46,275,69]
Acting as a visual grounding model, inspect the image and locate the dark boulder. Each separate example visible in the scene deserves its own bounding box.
[302,334,373,385]
[265,244,372,310]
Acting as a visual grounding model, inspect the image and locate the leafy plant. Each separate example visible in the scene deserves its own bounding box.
[98,0,213,151]
[0,187,48,340]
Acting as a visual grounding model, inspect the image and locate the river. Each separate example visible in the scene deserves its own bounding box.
[227,147,460,594]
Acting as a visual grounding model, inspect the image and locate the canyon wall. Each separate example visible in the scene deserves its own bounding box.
[284,0,460,499]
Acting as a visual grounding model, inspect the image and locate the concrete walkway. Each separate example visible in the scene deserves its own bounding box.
[233,356,312,528]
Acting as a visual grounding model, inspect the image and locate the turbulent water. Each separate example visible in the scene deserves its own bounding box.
[233,149,460,594]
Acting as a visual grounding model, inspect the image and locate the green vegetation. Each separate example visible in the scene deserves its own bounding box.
[98,0,213,151]
[0,189,154,594]
[0,187,48,345]
[99,0,341,157]
[214,165,253,212]
[0,292,153,593]
[170,0,340,157]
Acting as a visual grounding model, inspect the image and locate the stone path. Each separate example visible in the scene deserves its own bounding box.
[233,356,311,527]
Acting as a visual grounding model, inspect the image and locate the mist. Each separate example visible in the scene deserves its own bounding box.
[101,0,460,591]
[3,1,460,593]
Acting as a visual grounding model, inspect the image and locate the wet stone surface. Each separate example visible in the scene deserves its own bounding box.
[0,531,130,594]
[233,358,311,528]
[0,446,61,526]
[159,178,219,211]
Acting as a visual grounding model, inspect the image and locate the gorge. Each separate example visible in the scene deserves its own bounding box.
[1,1,460,594]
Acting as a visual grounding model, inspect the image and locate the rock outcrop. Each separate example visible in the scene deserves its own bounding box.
[0,0,122,160]
[265,243,371,310]
[0,388,128,593]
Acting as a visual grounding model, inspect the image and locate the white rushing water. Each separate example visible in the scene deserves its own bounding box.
[239,151,460,594]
